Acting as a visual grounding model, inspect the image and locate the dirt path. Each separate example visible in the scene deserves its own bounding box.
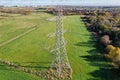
[0,25,37,48]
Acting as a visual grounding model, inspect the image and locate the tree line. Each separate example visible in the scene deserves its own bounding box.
[82,11,120,67]
[0,8,31,15]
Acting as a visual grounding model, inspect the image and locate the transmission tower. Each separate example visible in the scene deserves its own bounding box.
[50,5,72,79]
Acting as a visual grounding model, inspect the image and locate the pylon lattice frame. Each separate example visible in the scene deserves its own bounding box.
[51,5,72,78]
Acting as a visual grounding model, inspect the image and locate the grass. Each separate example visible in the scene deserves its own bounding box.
[0,12,52,44]
[64,16,99,80]
[0,64,44,80]
[0,12,118,80]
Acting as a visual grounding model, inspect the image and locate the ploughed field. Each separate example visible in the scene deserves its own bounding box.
[0,12,114,80]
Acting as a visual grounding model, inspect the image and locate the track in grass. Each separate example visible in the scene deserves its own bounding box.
[0,26,37,48]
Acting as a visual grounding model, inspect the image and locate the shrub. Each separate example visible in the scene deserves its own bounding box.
[100,35,111,46]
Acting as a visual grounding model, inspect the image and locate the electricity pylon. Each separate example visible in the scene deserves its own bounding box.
[51,5,72,79]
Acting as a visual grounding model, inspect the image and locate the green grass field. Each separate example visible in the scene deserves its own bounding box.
[0,12,118,80]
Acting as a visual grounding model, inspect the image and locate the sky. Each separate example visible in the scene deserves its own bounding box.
[0,0,120,6]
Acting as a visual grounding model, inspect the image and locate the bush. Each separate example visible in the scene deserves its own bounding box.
[100,35,111,46]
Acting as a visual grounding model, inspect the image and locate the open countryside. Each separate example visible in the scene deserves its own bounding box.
[0,5,120,80]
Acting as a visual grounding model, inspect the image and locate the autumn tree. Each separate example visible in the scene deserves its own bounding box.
[107,45,120,67]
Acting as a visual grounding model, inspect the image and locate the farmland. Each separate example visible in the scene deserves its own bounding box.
[0,11,117,80]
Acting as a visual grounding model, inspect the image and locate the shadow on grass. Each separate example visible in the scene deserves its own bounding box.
[81,53,107,62]
[88,68,120,80]
[75,35,97,47]
[0,64,10,70]
[75,41,96,47]
[5,61,51,70]
[16,61,51,70]
[76,36,120,80]
[0,61,51,73]
[0,63,17,72]
[21,65,49,69]
[22,61,51,64]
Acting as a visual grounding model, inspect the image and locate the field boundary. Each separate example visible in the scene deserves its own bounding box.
[0,58,47,78]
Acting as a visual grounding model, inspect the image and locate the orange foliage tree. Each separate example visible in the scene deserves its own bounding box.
[107,45,120,67]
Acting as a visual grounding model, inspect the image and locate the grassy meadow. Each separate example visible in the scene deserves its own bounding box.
[0,12,115,80]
